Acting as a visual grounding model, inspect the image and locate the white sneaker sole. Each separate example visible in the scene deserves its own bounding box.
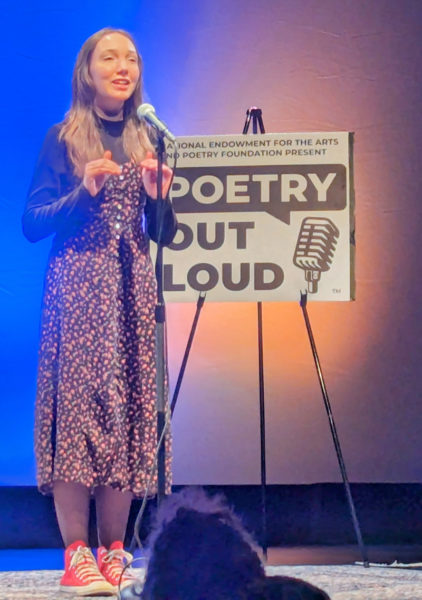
[60,581,115,596]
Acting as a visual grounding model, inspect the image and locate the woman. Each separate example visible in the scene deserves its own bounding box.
[23,28,177,596]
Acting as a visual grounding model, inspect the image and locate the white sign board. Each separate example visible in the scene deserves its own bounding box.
[160,132,354,302]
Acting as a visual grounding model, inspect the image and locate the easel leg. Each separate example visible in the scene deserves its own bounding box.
[300,291,369,567]
[171,292,206,417]
[244,108,268,558]
[257,301,268,559]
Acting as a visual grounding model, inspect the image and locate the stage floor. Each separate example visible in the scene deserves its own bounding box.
[0,563,422,600]
[0,547,421,600]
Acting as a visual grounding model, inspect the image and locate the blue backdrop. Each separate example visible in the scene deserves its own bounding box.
[2,0,422,487]
[0,0,190,485]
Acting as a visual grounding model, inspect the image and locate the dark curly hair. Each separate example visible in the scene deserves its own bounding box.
[141,487,265,600]
[245,575,331,600]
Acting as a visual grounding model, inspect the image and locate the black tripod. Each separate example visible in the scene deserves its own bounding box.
[243,106,369,567]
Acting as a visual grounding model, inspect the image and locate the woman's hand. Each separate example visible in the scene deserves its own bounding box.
[140,151,173,199]
[83,151,121,197]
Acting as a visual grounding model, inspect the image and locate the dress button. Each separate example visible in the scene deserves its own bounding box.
[117,204,122,210]
[119,174,124,181]
[115,223,121,230]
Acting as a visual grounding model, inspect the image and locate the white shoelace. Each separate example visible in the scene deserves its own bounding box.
[70,546,104,582]
[103,548,137,580]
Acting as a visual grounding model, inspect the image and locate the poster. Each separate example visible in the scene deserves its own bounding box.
[159,132,354,302]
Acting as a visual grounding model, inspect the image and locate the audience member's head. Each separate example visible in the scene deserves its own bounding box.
[141,487,265,600]
[245,575,331,600]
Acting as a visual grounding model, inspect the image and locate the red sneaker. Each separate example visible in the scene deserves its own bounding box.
[97,541,139,591]
[60,540,115,596]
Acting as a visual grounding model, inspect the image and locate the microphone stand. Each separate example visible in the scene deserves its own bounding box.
[152,135,207,504]
[153,133,168,503]
[128,133,208,567]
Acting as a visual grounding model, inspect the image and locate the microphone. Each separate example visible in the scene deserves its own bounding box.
[293,217,340,293]
[137,103,176,142]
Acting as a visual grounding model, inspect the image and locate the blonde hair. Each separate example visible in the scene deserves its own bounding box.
[59,28,153,176]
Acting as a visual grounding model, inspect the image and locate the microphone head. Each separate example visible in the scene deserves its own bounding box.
[137,103,155,120]
[293,217,339,293]
[136,102,176,142]
[293,217,339,272]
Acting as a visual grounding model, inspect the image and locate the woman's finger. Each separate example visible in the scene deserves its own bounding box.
[140,160,173,178]
[86,162,121,175]
[139,159,156,169]
[86,155,120,170]
[142,167,173,199]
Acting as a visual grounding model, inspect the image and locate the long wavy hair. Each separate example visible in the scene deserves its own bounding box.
[59,28,153,176]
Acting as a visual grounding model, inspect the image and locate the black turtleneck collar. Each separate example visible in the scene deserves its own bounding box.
[96,116,128,164]
[98,116,125,137]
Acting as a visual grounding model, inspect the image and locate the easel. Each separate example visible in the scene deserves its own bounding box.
[243,107,368,566]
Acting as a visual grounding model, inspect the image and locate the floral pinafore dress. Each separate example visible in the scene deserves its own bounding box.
[34,161,171,497]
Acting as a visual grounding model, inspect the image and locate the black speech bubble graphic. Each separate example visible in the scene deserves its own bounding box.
[171,164,346,224]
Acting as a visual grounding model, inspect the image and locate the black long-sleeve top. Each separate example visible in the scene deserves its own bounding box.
[22,119,177,248]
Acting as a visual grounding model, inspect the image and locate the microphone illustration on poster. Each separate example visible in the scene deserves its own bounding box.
[293,217,340,293]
